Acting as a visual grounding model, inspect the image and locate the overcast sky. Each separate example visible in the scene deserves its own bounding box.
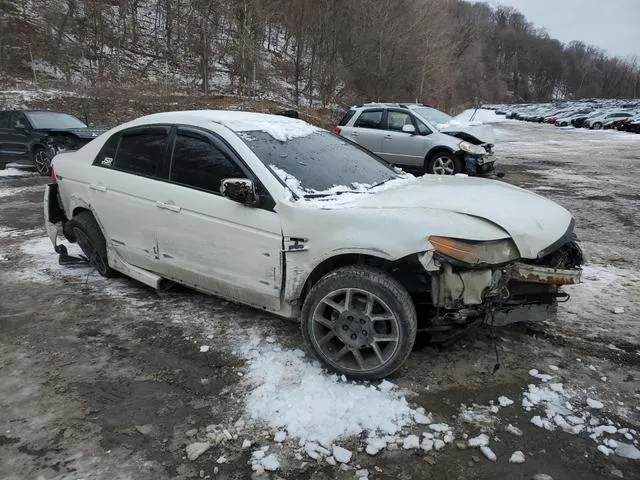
[471,0,640,59]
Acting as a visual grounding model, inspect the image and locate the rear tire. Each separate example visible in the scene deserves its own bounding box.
[33,146,52,176]
[426,152,462,175]
[301,266,417,380]
[67,211,116,277]
[592,122,603,130]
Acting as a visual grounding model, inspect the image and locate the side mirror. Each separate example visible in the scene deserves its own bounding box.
[402,124,416,134]
[88,122,96,128]
[220,178,259,206]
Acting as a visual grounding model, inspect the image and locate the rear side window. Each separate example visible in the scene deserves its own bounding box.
[338,109,356,126]
[354,109,384,129]
[113,127,170,178]
[170,131,246,194]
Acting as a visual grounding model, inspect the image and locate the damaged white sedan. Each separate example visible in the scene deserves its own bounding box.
[44,110,582,380]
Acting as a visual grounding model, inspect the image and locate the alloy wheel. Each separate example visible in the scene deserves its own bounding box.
[34,149,52,175]
[309,288,400,374]
[432,156,455,175]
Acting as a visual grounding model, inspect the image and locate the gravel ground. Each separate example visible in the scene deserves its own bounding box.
[1,120,639,480]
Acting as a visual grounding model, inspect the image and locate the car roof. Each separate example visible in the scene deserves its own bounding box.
[350,103,434,110]
[122,110,320,141]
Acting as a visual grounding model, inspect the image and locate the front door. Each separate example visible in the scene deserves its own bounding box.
[0,111,32,164]
[155,127,283,311]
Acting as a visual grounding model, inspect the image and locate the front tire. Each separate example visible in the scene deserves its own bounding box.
[33,146,52,176]
[592,122,603,130]
[67,211,116,277]
[426,152,462,175]
[301,266,417,380]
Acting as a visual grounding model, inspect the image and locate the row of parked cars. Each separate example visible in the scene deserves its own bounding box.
[486,100,640,133]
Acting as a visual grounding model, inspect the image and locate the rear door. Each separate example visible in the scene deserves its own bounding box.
[340,109,385,156]
[89,126,171,271]
[380,109,427,167]
[155,126,283,311]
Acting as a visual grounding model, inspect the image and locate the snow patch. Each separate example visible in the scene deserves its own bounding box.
[509,451,525,463]
[498,396,514,407]
[0,167,36,177]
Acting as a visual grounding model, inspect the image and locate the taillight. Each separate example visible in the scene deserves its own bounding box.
[332,126,342,135]
[49,167,56,183]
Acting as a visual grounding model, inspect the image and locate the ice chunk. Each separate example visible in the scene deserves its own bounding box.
[421,438,434,451]
[509,451,525,463]
[613,307,625,314]
[548,365,560,371]
[199,345,210,353]
[429,423,450,432]
[587,398,604,409]
[355,469,369,479]
[529,369,553,382]
[332,445,352,463]
[480,445,497,461]
[615,443,640,460]
[434,439,445,451]
[498,396,514,407]
[378,380,396,392]
[402,435,420,449]
[261,454,280,471]
[242,439,252,449]
[549,383,563,392]
[468,434,490,447]
[597,445,613,456]
[274,431,286,443]
[185,442,211,460]
[505,424,523,436]
[365,437,387,455]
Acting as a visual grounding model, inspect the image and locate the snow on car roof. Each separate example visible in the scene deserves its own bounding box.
[130,110,320,141]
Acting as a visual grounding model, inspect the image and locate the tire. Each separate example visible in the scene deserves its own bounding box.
[301,266,417,380]
[33,146,52,176]
[592,122,602,130]
[67,211,116,277]
[426,151,462,175]
[0,161,6,170]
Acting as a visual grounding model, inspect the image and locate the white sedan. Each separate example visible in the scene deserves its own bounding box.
[44,110,582,379]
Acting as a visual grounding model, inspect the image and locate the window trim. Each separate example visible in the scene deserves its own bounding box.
[169,125,276,210]
[92,125,173,181]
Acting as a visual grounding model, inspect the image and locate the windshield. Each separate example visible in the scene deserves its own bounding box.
[238,130,397,195]
[25,112,87,129]
[412,107,452,126]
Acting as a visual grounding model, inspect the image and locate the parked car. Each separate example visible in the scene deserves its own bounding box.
[0,110,105,175]
[334,103,495,176]
[619,116,640,134]
[584,111,634,130]
[553,110,593,127]
[44,110,583,380]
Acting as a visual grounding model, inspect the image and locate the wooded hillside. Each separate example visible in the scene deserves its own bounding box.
[1,0,638,110]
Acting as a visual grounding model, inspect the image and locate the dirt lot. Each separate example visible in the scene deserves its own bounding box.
[1,118,640,480]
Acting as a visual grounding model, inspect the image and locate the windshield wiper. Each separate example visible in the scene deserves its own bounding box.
[368,176,396,189]
[303,190,369,199]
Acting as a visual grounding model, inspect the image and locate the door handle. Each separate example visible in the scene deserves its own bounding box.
[350,132,358,137]
[383,135,392,139]
[155,201,181,213]
[90,184,107,192]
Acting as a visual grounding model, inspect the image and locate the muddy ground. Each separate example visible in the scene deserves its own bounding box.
[1,119,639,480]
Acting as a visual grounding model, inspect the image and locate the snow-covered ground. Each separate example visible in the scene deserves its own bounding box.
[1,119,639,479]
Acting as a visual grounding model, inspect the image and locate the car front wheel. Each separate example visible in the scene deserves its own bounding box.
[426,152,461,175]
[33,146,52,176]
[301,266,417,380]
[592,122,603,130]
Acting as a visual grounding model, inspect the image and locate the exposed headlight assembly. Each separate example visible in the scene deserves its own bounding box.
[458,141,486,156]
[429,236,520,266]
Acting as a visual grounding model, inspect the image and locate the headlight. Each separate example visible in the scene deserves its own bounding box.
[429,236,520,266]
[458,141,486,156]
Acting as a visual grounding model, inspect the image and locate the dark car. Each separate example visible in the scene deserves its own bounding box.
[0,110,106,175]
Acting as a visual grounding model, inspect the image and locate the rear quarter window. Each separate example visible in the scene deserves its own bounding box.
[353,109,384,129]
[94,134,120,168]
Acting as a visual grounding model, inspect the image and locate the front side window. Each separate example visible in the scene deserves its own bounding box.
[386,111,414,132]
[354,109,384,129]
[113,127,169,178]
[170,131,245,193]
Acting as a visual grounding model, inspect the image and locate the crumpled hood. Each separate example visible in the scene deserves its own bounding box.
[439,123,496,145]
[38,127,107,139]
[321,176,574,259]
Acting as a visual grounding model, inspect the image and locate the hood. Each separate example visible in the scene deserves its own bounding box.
[439,123,496,145]
[298,176,573,259]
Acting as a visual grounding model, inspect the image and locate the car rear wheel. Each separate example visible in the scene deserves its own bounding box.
[427,152,461,175]
[67,211,116,277]
[301,266,417,380]
[33,146,52,176]
[592,122,603,130]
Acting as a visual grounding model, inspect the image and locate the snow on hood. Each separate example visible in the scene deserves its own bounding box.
[217,112,320,141]
[290,175,573,259]
[436,109,500,144]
